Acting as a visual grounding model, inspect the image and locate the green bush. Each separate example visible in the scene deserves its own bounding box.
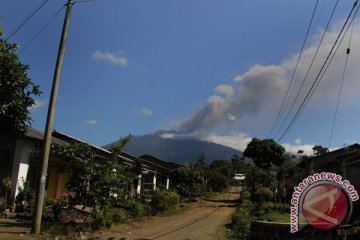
[152,190,180,213]
[259,201,275,213]
[87,210,112,230]
[241,190,251,201]
[240,199,255,212]
[111,208,127,223]
[120,199,149,218]
[15,178,35,213]
[253,187,273,203]
[142,204,153,216]
[209,172,228,192]
[231,207,251,240]
[192,184,207,198]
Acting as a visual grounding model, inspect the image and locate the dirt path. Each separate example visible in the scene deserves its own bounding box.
[97,186,240,240]
[0,187,240,240]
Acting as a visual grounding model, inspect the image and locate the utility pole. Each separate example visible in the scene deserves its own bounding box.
[32,0,74,234]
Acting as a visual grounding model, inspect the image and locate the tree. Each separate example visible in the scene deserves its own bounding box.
[243,138,285,169]
[210,159,232,178]
[243,164,276,196]
[0,24,40,134]
[171,163,204,201]
[312,145,328,156]
[209,172,228,192]
[50,136,132,228]
[231,154,247,174]
[194,154,210,183]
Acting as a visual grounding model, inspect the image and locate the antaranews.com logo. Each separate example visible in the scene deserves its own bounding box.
[290,172,359,233]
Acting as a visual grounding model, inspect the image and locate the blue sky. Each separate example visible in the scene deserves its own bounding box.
[2,0,360,155]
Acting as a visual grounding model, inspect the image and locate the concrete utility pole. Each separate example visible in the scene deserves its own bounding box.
[32,0,74,234]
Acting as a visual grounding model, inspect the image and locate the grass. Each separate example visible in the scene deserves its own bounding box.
[257,211,290,223]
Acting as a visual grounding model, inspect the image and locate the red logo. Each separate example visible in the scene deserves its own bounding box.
[301,182,350,229]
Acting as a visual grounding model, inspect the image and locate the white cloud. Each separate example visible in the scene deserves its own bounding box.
[281,139,314,156]
[157,130,252,151]
[138,107,153,116]
[92,51,128,66]
[84,119,97,125]
[202,132,252,151]
[28,99,47,111]
[227,113,236,121]
[233,75,243,82]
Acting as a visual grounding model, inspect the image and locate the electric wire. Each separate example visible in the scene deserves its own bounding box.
[311,2,360,103]
[5,0,50,41]
[19,5,66,55]
[268,0,319,139]
[292,2,360,135]
[278,0,359,142]
[328,29,352,149]
[76,0,98,3]
[274,0,340,140]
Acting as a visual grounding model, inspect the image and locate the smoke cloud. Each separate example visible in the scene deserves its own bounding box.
[176,21,360,134]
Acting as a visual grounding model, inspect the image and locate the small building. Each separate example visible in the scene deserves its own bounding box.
[302,144,360,195]
[1,127,180,209]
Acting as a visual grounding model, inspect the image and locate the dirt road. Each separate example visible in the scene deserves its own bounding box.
[0,187,240,240]
[98,186,240,240]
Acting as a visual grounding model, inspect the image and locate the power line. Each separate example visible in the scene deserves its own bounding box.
[6,0,50,41]
[328,37,351,149]
[311,2,360,101]
[278,0,359,142]
[274,0,340,140]
[19,5,66,55]
[268,0,319,139]
[76,0,98,3]
[292,2,360,135]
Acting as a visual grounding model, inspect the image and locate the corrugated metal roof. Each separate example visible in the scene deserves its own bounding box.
[24,127,68,145]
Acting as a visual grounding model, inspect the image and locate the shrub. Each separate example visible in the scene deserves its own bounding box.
[209,172,228,192]
[87,210,112,230]
[151,190,180,213]
[41,196,70,221]
[111,208,127,223]
[120,198,148,218]
[15,178,35,213]
[240,199,255,212]
[192,184,207,198]
[259,201,275,213]
[231,207,252,240]
[241,190,251,201]
[253,187,273,203]
[141,204,153,216]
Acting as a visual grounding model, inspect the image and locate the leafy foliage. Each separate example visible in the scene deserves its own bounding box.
[231,207,252,240]
[253,187,273,204]
[312,145,328,156]
[243,138,285,169]
[0,26,40,134]
[151,190,180,213]
[171,163,205,201]
[209,172,228,192]
[243,165,276,196]
[50,136,133,229]
[15,177,35,213]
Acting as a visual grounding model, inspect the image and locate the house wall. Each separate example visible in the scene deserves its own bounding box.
[10,138,70,202]
[346,166,360,195]
[46,167,70,199]
[10,139,37,201]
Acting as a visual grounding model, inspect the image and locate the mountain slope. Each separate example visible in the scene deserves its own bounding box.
[104,131,243,164]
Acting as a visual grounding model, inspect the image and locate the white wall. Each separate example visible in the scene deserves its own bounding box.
[10,139,37,201]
